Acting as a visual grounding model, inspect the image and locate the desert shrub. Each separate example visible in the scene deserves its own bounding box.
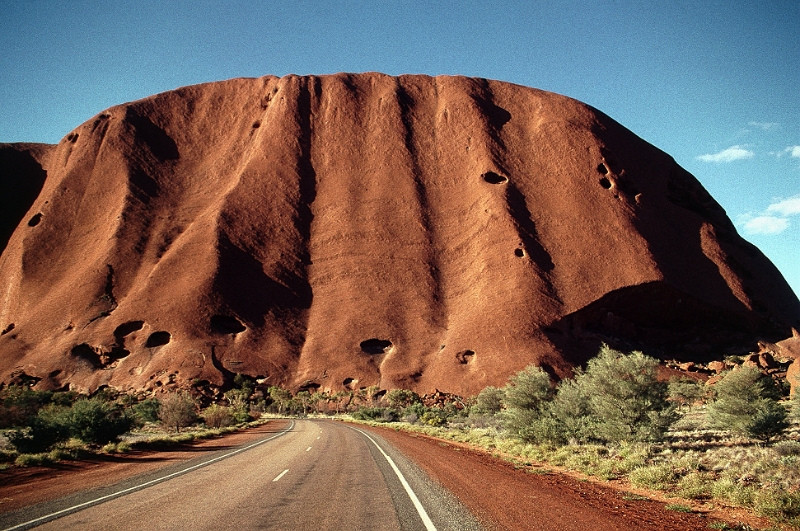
[385,389,422,410]
[352,407,398,423]
[791,390,800,421]
[629,462,677,490]
[159,392,197,432]
[6,406,70,453]
[419,409,449,427]
[471,386,504,416]
[66,398,133,445]
[531,377,596,444]
[15,452,54,467]
[0,385,54,428]
[577,346,677,443]
[676,470,713,499]
[502,365,553,441]
[132,397,161,424]
[753,487,800,521]
[202,404,236,428]
[711,477,756,507]
[668,377,706,409]
[774,440,800,457]
[707,366,788,442]
[401,402,427,423]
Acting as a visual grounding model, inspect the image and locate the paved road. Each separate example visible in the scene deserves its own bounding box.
[1,419,481,530]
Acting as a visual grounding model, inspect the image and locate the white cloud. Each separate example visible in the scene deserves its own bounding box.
[786,145,800,158]
[742,215,789,235]
[697,145,754,163]
[766,195,800,216]
[748,121,779,131]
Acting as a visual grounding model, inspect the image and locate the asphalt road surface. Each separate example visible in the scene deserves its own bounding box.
[1,419,481,530]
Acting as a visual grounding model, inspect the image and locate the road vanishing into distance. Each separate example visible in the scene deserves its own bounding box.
[0,418,742,530]
[0,419,480,530]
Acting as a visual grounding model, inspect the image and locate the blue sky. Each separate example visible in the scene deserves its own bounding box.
[1,1,798,298]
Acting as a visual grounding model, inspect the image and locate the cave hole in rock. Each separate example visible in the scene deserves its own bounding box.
[456,349,476,364]
[597,163,609,175]
[70,343,100,367]
[252,120,261,129]
[482,171,508,184]
[514,248,525,258]
[211,314,246,335]
[1,323,14,335]
[109,345,131,360]
[360,338,393,354]
[145,331,171,348]
[299,381,321,392]
[28,213,42,227]
[599,177,612,189]
[342,377,358,389]
[49,369,62,378]
[113,320,145,338]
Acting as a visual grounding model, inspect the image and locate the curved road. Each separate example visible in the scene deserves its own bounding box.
[1,419,481,530]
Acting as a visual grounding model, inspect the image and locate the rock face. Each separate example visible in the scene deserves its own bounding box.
[1,73,798,396]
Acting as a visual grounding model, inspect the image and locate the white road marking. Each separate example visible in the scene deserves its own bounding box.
[306,446,312,451]
[352,427,437,531]
[272,469,289,482]
[6,420,295,531]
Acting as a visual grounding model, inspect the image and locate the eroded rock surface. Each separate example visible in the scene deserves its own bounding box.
[1,74,798,395]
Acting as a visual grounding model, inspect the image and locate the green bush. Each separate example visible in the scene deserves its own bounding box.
[471,386,504,415]
[385,389,422,409]
[577,346,676,443]
[66,398,133,445]
[132,398,161,424]
[502,365,553,441]
[531,378,596,444]
[707,366,788,442]
[0,385,54,428]
[7,406,70,453]
[352,407,398,423]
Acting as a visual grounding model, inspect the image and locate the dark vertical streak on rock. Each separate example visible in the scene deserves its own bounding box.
[396,81,446,319]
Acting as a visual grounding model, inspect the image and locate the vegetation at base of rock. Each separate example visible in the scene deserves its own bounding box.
[1,345,797,526]
[707,366,789,442]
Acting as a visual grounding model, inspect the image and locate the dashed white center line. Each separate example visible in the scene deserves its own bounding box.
[306,446,312,452]
[273,469,289,482]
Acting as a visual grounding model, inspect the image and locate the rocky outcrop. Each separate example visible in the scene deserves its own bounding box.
[1,74,798,396]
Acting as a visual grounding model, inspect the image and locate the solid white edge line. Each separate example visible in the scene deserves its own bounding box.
[272,469,289,482]
[5,419,296,531]
[352,427,437,531]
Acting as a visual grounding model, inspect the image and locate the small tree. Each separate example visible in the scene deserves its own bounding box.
[707,366,788,443]
[502,365,553,441]
[159,391,197,432]
[267,386,291,414]
[224,388,251,423]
